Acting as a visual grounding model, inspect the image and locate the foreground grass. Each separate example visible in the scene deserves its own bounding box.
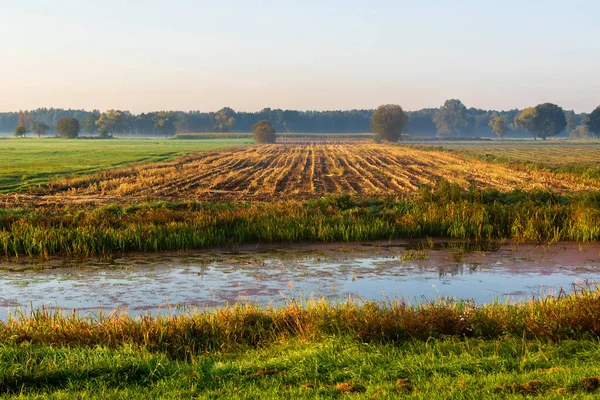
[2,186,600,257]
[0,138,251,192]
[3,289,600,398]
[2,337,600,399]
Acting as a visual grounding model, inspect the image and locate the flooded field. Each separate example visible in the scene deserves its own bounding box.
[1,241,599,320]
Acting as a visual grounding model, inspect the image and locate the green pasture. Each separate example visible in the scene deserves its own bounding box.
[0,138,251,193]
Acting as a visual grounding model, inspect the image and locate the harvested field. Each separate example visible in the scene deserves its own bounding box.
[4,143,599,206]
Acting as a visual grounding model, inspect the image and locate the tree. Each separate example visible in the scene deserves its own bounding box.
[13,125,26,138]
[514,107,538,139]
[96,110,130,136]
[32,121,50,137]
[514,104,566,140]
[571,124,591,139]
[55,117,80,138]
[17,110,32,134]
[433,99,469,137]
[214,108,236,132]
[588,106,600,139]
[81,113,99,135]
[532,103,567,140]
[515,103,567,140]
[564,110,577,139]
[370,104,409,142]
[153,111,177,138]
[489,115,510,140]
[251,120,277,143]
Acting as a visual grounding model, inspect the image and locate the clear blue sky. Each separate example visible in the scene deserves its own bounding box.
[1,0,598,113]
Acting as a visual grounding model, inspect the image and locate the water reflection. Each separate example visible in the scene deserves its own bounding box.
[0,241,599,320]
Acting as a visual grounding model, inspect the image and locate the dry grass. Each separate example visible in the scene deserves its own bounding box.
[5,143,598,206]
[3,287,600,360]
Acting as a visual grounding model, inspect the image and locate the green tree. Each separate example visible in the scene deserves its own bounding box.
[81,114,99,135]
[533,103,567,140]
[96,110,130,136]
[13,125,26,138]
[489,115,510,140]
[252,120,277,143]
[588,106,600,139]
[32,121,50,138]
[433,99,469,137]
[55,117,80,138]
[370,104,409,142]
[514,104,566,140]
[214,108,236,132]
[514,107,538,139]
[153,111,177,138]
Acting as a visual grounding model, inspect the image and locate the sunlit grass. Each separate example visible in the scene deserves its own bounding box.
[0,138,251,192]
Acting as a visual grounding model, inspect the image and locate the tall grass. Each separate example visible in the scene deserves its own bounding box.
[2,287,600,360]
[2,185,600,257]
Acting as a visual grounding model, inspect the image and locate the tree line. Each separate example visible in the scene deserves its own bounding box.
[3,101,600,139]
[372,103,600,142]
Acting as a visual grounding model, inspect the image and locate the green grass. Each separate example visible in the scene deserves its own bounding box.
[3,288,600,398]
[0,138,251,192]
[2,337,600,398]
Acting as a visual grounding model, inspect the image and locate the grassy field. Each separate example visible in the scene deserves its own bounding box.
[2,290,600,398]
[0,138,251,193]
[409,140,600,167]
[410,140,600,179]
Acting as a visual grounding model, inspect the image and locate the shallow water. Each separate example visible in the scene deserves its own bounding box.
[0,241,599,320]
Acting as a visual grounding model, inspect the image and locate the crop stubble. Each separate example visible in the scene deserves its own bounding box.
[3,142,598,206]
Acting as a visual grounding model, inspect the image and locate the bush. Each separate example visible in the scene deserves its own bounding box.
[252,120,276,144]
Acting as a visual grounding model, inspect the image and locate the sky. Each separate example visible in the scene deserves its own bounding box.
[1,0,599,113]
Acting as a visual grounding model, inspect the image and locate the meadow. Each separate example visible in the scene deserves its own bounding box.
[410,140,600,167]
[411,139,600,178]
[0,138,251,193]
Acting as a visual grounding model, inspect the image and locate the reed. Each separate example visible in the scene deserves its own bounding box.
[1,186,600,257]
[1,286,600,360]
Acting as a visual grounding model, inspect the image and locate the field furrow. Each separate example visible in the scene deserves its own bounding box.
[5,142,600,206]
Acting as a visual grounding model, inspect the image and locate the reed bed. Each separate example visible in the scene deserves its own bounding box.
[2,287,600,361]
[1,186,600,257]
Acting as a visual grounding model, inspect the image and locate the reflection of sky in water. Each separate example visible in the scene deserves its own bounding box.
[0,242,599,320]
